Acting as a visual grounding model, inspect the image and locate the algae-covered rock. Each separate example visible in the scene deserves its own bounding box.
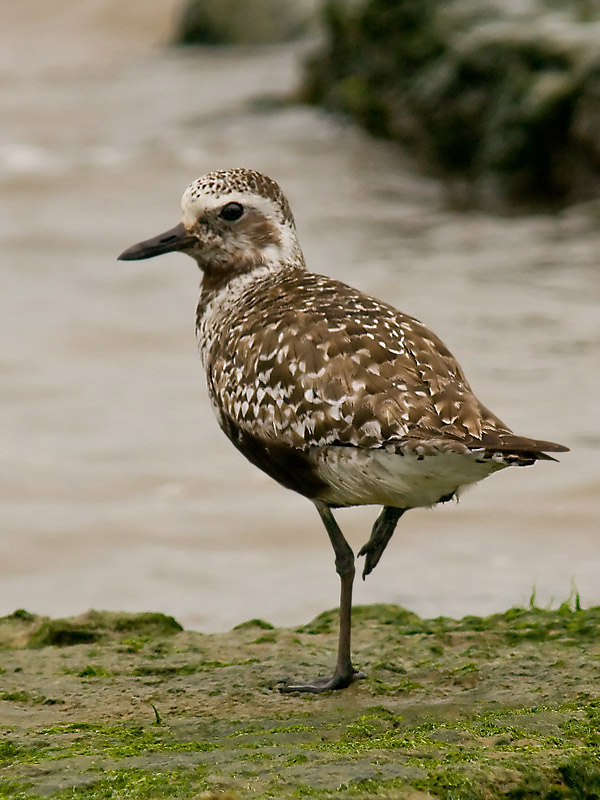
[175,0,316,45]
[0,609,182,649]
[2,602,600,797]
[303,0,600,207]
[2,602,600,798]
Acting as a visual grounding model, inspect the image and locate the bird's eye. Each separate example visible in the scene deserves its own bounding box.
[219,202,244,221]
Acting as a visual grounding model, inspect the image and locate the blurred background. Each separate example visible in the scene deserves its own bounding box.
[1,0,598,632]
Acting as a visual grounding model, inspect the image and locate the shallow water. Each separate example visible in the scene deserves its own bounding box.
[2,0,599,631]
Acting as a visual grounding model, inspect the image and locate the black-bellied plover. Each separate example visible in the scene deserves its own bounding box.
[119,168,568,692]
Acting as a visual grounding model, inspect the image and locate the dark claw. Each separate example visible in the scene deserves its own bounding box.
[358,507,406,580]
[277,669,366,694]
[357,544,378,580]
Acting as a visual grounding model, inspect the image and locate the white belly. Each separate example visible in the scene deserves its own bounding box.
[309,446,507,508]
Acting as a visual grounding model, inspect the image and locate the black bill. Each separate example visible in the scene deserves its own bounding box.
[117,222,196,261]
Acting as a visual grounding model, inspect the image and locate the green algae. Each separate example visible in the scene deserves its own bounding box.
[300,604,425,635]
[50,766,209,800]
[233,618,275,631]
[0,780,35,800]
[303,0,600,208]
[40,722,218,760]
[0,610,182,650]
[0,690,32,702]
[315,700,600,756]
[0,720,219,781]
[62,664,112,678]
[301,600,600,645]
[131,657,260,676]
[0,739,29,766]
[1,603,600,798]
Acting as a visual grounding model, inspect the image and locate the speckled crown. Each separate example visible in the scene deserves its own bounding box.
[185,168,295,228]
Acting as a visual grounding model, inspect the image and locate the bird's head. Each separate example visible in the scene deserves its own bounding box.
[118,168,303,284]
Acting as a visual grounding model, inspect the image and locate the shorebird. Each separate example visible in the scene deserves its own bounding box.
[119,168,568,692]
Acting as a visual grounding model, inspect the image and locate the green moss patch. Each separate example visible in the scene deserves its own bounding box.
[0,610,183,650]
[303,0,600,208]
[1,603,599,798]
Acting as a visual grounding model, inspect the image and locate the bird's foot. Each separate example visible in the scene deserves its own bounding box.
[278,668,365,694]
[358,507,406,580]
[356,543,379,580]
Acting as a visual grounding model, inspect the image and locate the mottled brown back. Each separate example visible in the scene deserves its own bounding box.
[200,268,565,462]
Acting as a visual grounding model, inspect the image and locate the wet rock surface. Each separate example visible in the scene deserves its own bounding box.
[1,603,600,797]
[302,0,600,209]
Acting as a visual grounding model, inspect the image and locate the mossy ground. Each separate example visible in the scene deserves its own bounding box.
[1,602,599,798]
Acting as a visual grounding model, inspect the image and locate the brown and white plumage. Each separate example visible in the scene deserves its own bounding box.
[119,168,568,692]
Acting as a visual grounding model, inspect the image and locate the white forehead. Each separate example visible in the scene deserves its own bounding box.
[181,185,286,228]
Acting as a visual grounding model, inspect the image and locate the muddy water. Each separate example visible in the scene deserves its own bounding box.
[1,1,598,632]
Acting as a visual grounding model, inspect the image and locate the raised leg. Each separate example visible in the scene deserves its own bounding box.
[279,500,363,693]
[357,506,406,580]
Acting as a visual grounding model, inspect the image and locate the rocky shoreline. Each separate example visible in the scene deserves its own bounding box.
[301,0,600,209]
[173,0,600,209]
[1,602,599,798]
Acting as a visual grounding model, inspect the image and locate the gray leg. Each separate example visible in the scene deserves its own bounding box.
[279,500,363,693]
[357,506,406,580]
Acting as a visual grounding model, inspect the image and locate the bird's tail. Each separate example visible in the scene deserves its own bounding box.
[477,432,569,464]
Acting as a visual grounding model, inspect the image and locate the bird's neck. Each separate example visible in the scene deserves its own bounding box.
[195,260,304,370]
[197,247,306,308]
